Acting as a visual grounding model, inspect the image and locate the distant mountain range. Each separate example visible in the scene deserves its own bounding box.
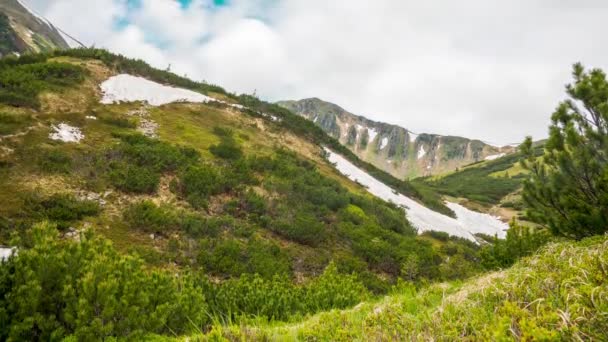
[0,0,69,57]
[278,98,515,179]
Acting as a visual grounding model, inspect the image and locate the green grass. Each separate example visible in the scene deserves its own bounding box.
[186,234,608,341]
[415,152,527,205]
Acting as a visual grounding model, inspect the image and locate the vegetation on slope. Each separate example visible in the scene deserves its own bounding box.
[0,13,20,57]
[0,47,453,216]
[0,55,86,108]
[0,49,494,340]
[1,47,607,341]
[204,234,606,341]
[0,223,368,340]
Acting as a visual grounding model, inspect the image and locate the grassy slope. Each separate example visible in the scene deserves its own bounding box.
[1,52,482,294]
[414,152,526,205]
[186,234,608,341]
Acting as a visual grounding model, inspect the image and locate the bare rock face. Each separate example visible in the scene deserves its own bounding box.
[278,98,514,179]
[0,0,69,57]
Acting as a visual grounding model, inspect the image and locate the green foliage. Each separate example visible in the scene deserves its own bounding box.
[237,94,454,217]
[417,151,529,205]
[209,126,243,161]
[0,225,373,340]
[24,193,100,230]
[522,63,608,239]
[108,162,160,193]
[0,61,85,108]
[123,200,179,234]
[271,212,326,246]
[216,235,608,341]
[175,164,224,208]
[0,223,208,341]
[480,221,550,269]
[0,111,31,135]
[37,148,72,173]
[207,262,368,322]
[106,133,199,194]
[114,133,199,172]
[97,111,137,128]
[199,236,290,279]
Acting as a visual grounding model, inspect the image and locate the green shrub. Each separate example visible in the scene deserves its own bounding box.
[104,134,200,194]
[480,221,550,269]
[179,214,223,238]
[210,127,243,160]
[123,201,178,234]
[522,64,608,239]
[206,262,368,322]
[0,112,31,135]
[0,223,208,341]
[198,236,290,279]
[24,193,100,230]
[98,112,137,128]
[37,148,73,173]
[304,262,369,312]
[0,62,86,108]
[271,212,326,246]
[116,133,199,172]
[175,165,224,208]
[108,162,160,194]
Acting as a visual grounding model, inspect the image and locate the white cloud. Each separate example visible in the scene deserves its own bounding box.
[26,0,608,144]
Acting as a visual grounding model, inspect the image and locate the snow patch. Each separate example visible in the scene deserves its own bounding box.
[417,146,426,159]
[342,124,350,138]
[409,131,418,143]
[368,128,378,143]
[0,247,16,261]
[380,137,389,149]
[445,203,507,238]
[325,148,509,241]
[100,74,214,106]
[85,116,97,120]
[485,153,506,161]
[49,123,83,143]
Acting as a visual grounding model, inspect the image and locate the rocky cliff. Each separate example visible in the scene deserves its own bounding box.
[278,98,514,179]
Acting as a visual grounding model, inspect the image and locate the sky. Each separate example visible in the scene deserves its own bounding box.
[25,0,608,145]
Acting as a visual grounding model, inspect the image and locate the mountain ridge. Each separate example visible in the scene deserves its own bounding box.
[278,97,515,179]
[0,0,69,57]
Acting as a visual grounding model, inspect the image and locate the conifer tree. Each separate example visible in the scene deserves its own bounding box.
[521,63,608,239]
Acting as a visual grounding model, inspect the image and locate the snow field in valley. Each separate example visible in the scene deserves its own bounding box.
[324,148,508,241]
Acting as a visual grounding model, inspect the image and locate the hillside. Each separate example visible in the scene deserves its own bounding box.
[411,143,546,224]
[187,234,608,341]
[278,98,515,179]
[0,0,69,56]
[0,49,521,340]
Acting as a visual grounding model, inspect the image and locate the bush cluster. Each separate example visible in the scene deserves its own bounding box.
[0,61,85,108]
[106,133,199,194]
[23,193,100,230]
[0,224,369,340]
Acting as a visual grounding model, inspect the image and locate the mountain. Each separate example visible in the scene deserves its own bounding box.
[278,98,515,179]
[0,0,69,57]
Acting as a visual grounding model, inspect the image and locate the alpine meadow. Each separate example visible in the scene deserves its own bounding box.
[0,1,607,341]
